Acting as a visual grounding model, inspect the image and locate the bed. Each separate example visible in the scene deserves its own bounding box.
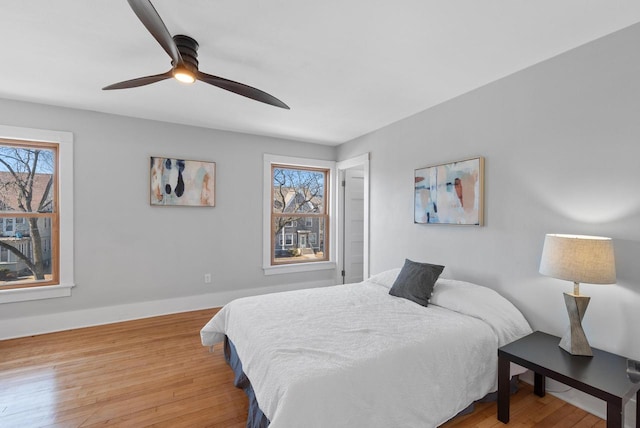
[200,265,532,427]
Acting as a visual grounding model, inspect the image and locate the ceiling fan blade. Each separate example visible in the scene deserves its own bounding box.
[103,70,173,90]
[127,0,182,65]
[196,71,290,109]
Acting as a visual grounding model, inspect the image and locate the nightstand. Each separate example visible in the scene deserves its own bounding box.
[497,331,640,428]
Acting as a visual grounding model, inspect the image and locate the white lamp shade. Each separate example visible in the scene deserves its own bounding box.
[539,234,616,284]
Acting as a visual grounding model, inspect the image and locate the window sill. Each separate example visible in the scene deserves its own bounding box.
[0,283,75,304]
[263,261,336,276]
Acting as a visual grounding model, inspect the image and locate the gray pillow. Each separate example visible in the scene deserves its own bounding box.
[388,259,445,307]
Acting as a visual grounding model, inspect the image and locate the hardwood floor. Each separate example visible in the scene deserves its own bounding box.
[0,309,605,428]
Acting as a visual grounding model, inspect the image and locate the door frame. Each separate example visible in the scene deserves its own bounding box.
[336,153,370,284]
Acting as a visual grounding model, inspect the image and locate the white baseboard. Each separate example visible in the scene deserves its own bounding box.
[0,279,334,340]
[520,371,637,427]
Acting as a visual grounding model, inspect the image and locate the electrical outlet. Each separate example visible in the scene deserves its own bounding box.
[204,273,212,284]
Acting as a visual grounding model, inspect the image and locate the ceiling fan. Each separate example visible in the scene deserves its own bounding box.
[103,0,290,109]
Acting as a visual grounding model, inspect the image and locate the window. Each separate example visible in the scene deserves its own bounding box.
[271,165,328,264]
[279,233,294,247]
[263,154,335,275]
[0,125,74,303]
[0,139,58,288]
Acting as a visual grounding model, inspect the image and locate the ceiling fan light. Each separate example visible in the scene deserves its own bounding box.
[173,68,195,84]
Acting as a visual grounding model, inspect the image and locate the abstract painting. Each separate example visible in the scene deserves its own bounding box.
[150,157,215,207]
[414,157,483,225]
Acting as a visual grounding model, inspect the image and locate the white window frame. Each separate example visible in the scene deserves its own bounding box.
[0,125,74,304]
[263,154,336,275]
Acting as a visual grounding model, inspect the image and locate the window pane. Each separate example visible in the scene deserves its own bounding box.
[273,216,326,263]
[0,222,54,286]
[272,167,325,214]
[0,144,55,213]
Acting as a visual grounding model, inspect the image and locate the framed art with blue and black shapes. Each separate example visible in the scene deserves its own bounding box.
[150,156,215,207]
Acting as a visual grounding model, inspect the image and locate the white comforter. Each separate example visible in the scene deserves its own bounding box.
[201,274,531,428]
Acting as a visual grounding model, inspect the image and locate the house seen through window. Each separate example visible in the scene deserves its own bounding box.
[271,164,329,265]
[0,139,58,289]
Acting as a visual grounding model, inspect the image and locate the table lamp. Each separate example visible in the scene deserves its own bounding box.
[539,234,616,356]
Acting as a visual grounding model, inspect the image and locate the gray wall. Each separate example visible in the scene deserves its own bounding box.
[0,99,336,322]
[338,23,640,360]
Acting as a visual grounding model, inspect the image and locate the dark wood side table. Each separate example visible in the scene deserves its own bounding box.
[498,331,640,428]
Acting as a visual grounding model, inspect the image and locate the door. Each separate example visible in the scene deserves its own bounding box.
[342,167,365,284]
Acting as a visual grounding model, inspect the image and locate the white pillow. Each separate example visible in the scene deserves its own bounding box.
[430,279,532,346]
[367,268,401,289]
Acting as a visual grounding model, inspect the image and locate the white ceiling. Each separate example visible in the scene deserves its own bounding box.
[2,1,640,146]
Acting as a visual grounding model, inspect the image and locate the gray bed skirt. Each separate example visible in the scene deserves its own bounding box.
[225,336,270,428]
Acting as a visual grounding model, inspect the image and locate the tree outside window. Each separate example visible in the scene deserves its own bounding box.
[0,139,58,288]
